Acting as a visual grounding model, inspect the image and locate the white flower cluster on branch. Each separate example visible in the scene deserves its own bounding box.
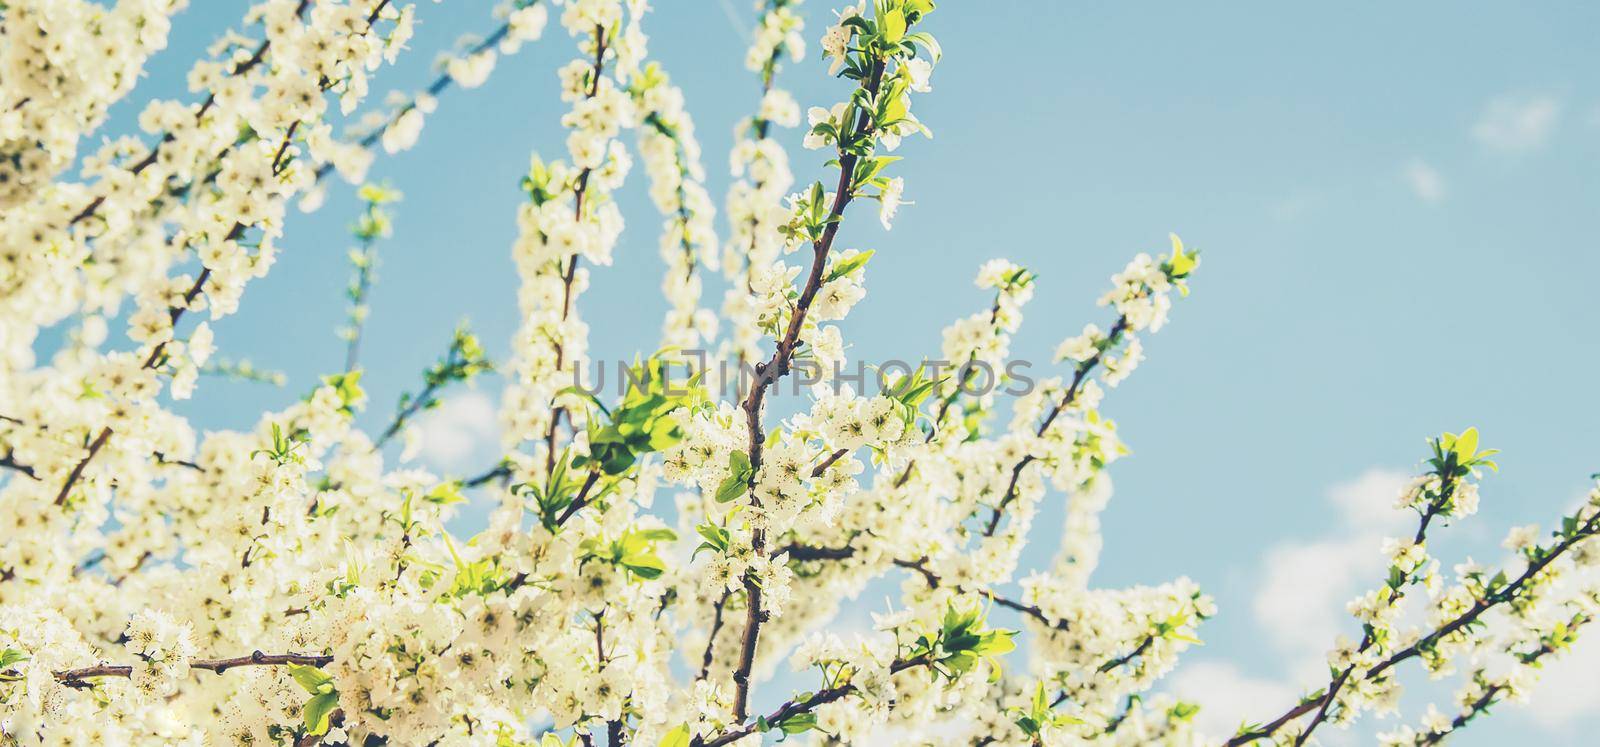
[1,1,1596,746]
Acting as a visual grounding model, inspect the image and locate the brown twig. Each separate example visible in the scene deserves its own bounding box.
[53,650,331,689]
[1,452,38,480]
[48,0,405,508]
[553,469,603,528]
[697,589,733,681]
[695,654,933,747]
[981,316,1129,537]
[1231,500,1600,746]
[67,0,315,230]
[810,448,849,478]
[728,57,889,722]
[544,24,610,476]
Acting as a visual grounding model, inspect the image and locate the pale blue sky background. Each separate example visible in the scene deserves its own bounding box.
[96,1,1600,742]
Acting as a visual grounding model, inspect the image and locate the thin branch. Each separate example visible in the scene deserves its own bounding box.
[463,463,512,488]
[53,427,113,506]
[1231,503,1600,746]
[154,452,204,471]
[810,448,849,478]
[374,379,442,449]
[729,57,889,722]
[695,654,933,747]
[51,1,400,504]
[1098,634,1155,674]
[1293,498,1446,747]
[982,316,1128,537]
[777,544,1068,632]
[594,610,623,745]
[697,589,733,681]
[895,555,1067,631]
[53,650,331,689]
[544,23,610,475]
[343,238,378,374]
[1,452,38,480]
[1048,635,1158,710]
[553,470,603,528]
[1373,512,1600,679]
[891,296,1004,489]
[65,6,293,228]
[314,16,516,181]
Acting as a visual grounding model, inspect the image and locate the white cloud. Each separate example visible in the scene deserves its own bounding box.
[1327,468,1413,533]
[1234,473,1600,741]
[1472,94,1561,151]
[1402,159,1446,204]
[1170,470,1412,741]
[1518,632,1600,732]
[1167,660,1297,740]
[1252,469,1411,678]
[1253,537,1377,671]
[411,389,498,469]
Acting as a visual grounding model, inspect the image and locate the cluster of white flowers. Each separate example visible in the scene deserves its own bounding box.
[394,2,548,152]
[720,0,805,367]
[500,0,640,449]
[5,1,1599,745]
[291,0,551,211]
[123,609,197,698]
[1230,435,1600,746]
[938,259,1035,435]
[630,61,720,349]
[1020,577,1214,725]
[1,0,413,541]
[0,0,184,208]
[1379,587,1600,746]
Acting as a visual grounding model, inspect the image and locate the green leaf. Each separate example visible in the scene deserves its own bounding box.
[425,481,466,505]
[0,648,29,670]
[1454,426,1479,460]
[1031,681,1049,715]
[777,711,819,735]
[972,629,1016,657]
[715,473,746,503]
[716,451,753,503]
[824,250,875,284]
[943,650,977,674]
[1165,233,1197,277]
[357,182,403,204]
[658,725,691,747]
[303,690,339,735]
[288,664,334,695]
[693,523,731,559]
[697,523,730,549]
[622,553,667,580]
[634,528,678,543]
[880,8,906,44]
[880,98,908,129]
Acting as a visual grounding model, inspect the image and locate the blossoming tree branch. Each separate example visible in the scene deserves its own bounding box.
[1,0,1596,745]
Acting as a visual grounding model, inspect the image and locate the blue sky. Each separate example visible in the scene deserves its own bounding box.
[103,1,1600,743]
